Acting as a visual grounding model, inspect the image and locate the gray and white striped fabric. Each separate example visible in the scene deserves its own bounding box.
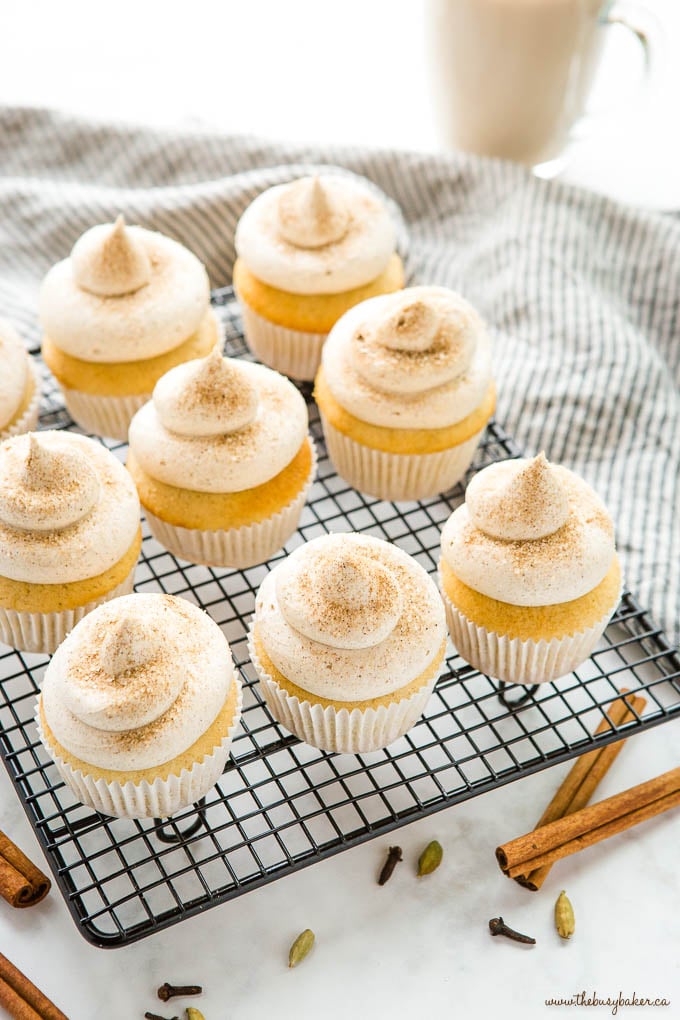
[1,106,678,645]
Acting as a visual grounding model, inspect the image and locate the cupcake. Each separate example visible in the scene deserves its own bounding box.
[233,174,404,381]
[249,532,446,753]
[438,454,622,685]
[40,215,218,440]
[0,319,40,440]
[127,345,316,568]
[36,593,242,819]
[0,431,141,654]
[314,286,495,501]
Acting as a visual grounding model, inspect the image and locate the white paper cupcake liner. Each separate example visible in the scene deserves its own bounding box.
[320,413,483,502]
[144,439,317,568]
[248,628,438,753]
[440,580,621,686]
[60,387,150,441]
[36,676,243,819]
[0,562,137,656]
[239,301,326,381]
[1,358,41,440]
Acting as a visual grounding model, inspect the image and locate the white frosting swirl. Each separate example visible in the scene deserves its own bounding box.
[39,220,210,362]
[0,320,30,430]
[0,431,140,584]
[129,354,308,493]
[441,455,616,606]
[255,533,445,702]
[235,174,397,295]
[321,286,492,429]
[71,215,151,296]
[40,594,234,771]
[153,344,259,437]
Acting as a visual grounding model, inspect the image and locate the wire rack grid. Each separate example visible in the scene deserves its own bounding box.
[0,288,678,948]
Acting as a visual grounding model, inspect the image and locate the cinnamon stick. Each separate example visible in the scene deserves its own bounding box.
[0,831,50,908]
[497,767,680,879]
[514,690,646,890]
[0,954,68,1020]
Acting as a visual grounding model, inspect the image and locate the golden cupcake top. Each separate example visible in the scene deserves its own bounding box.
[235,173,398,295]
[39,216,210,362]
[320,285,493,429]
[0,431,140,584]
[441,454,616,606]
[254,533,446,702]
[39,593,234,771]
[128,345,309,493]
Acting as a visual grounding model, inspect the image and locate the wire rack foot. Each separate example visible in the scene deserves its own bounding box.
[153,799,207,844]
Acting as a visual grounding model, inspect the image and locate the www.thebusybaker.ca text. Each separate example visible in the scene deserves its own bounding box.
[545,991,670,1015]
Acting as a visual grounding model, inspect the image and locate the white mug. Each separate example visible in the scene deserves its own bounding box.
[426,0,653,168]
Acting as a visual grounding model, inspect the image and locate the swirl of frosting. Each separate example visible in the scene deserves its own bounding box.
[441,455,616,606]
[71,215,151,296]
[278,176,350,249]
[254,533,446,702]
[0,320,31,430]
[39,220,210,362]
[275,540,403,649]
[0,434,100,532]
[235,174,397,294]
[153,344,259,437]
[40,594,234,771]
[0,431,140,584]
[129,355,308,493]
[322,286,493,429]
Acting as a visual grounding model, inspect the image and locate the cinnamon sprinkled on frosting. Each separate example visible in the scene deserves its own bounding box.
[72,215,152,297]
[0,433,100,533]
[321,286,493,429]
[254,533,446,702]
[235,173,397,295]
[128,354,309,494]
[39,222,211,362]
[153,344,259,437]
[277,176,350,249]
[0,431,140,584]
[40,594,234,770]
[441,455,616,607]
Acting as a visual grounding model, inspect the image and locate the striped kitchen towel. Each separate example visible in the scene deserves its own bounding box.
[0,106,678,645]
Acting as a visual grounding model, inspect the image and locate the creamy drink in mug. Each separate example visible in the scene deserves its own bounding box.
[427,0,652,167]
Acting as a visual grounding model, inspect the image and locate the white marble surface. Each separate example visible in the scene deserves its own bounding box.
[0,721,678,1019]
[1,3,680,1018]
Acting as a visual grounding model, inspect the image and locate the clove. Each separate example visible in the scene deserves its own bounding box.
[488,916,536,945]
[378,846,403,885]
[158,983,203,1002]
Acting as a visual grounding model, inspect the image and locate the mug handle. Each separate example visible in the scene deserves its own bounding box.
[601,1,658,78]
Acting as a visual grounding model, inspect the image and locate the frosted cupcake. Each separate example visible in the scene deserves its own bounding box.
[439,454,622,685]
[314,286,495,501]
[127,345,315,568]
[249,532,446,753]
[233,174,404,381]
[40,216,218,440]
[0,320,41,440]
[0,432,141,654]
[36,593,242,819]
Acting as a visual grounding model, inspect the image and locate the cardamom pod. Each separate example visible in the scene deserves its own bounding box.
[186,1010,205,1020]
[555,890,575,939]
[417,839,443,877]
[288,928,315,968]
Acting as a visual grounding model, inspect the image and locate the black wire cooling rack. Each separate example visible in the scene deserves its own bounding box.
[1,288,679,948]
